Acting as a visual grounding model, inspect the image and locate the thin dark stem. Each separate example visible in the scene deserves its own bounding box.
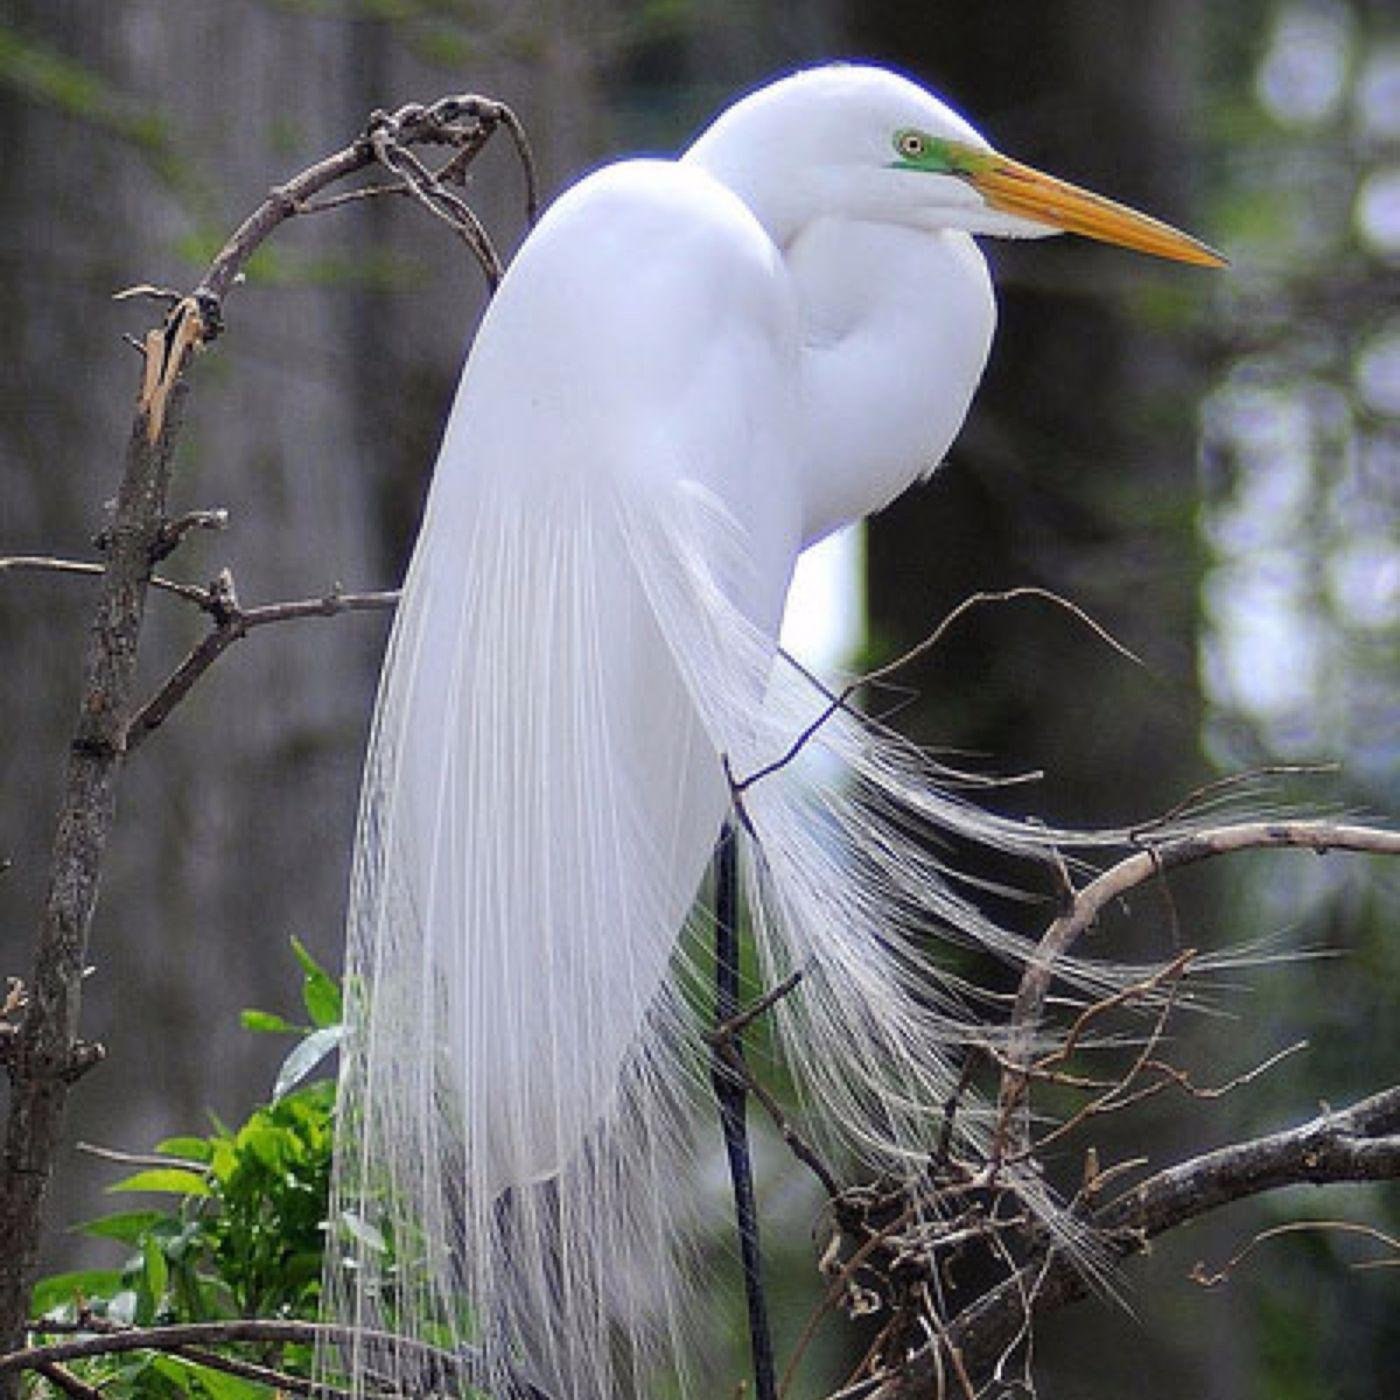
[3,1318,473,1393]
[124,583,399,751]
[711,824,777,1400]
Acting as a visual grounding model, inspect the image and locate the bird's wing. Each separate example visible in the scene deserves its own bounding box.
[326,160,801,1397]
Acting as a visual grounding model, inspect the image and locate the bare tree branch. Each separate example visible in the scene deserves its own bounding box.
[2,1318,471,1395]
[0,554,209,607]
[0,92,525,1389]
[31,1360,103,1400]
[859,1086,1400,1398]
[0,368,194,1386]
[124,578,399,752]
[997,819,1400,1156]
[737,587,1141,795]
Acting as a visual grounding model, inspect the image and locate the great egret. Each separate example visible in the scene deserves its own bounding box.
[323,64,1221,1398]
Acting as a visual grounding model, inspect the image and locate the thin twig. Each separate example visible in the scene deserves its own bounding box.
[292,182,413,214]
[75,1141,210,1175]
[0,555,209,607]
[111,283,183,305]
[707,970,804,1044]
[368,110,505,286]
[150,508,229,563]
[1017,953,1194,1161]
[870,1086,1400,1397]
[717,1040,841,1198]
[782,1201,920,1399]
[31,1361,104,1400]
[0,89,527,1385]
[701,938,835,1194]
[6,1319,472,1390]
[160,1343,328,1396]
[1190,1219,1400,1288]
[996,819,1400,1157]
[737,586,1140,794]
[1129,762,1342,838]
[26,1316,347,1398]
[123,584,399,751]
[1142,1039,1309,1101]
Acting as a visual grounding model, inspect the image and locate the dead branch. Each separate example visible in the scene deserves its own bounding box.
[739,586,1140,794]
[0,353,194,1385]
[997,819,1400,1157]
[859,1085,1400,1398]
[707,969,805,1044]
[150,507,229,562]
[124,577,399,752]
[0,91,527,1388]
[1189,1219,1400,1288]
[1006,950,1195,1164]
[2,1318,473,1396]
[31,1361,102,1400]
[0,554,209,607]
[195,94,530,314]
[75,1140,210,1175]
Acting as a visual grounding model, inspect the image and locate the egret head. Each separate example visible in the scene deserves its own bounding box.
[685,64,1224,267]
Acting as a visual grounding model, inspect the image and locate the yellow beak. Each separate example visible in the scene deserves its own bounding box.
[969,154,1226,268]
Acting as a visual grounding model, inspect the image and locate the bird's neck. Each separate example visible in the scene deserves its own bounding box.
[786,218,997,544]
[681,142,815,249]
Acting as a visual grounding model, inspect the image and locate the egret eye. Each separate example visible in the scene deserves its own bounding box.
[895,130,926,160]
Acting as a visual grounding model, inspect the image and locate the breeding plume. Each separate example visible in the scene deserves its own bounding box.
[323,64,1221,1397]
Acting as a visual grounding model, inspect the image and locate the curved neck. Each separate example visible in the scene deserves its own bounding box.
[682,128,817,249]
[787,218,996,544]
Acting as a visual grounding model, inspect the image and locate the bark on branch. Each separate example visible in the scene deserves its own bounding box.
[864,1085,1400,1398]
[0,1319,471,1396]
[997,819,1400,1156]
[124,578,398,751]
[0,92,528,1392]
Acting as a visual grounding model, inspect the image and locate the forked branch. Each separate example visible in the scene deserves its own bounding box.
[997,819,1400,1155]
[0,90,529,1391]
[860,1087,1400,1399]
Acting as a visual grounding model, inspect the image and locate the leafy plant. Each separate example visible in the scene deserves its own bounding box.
[28,941,343,1397]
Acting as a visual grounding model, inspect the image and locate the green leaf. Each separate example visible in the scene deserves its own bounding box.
[144,1234,169,1295]
[151,1352,268,1399]
[136,1235,169,1323]
[240,1008,300,1034]
[155,1135,214,1163]
[194,1364,272,1399]
[291,936,342,1027]
[71,1209,170,1244]
[208,1138,238,1184]
[108,1168,212,1197]
[273,1024,342,1101]
[31,1268,125,1315]
[234,1122,284,1170]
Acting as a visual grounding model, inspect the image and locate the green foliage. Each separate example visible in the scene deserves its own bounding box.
[28,943,344,1397]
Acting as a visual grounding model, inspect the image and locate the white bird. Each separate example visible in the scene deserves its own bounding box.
[322,64,1221,1399]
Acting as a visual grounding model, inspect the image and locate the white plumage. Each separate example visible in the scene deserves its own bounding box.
[321,64,1222,1398]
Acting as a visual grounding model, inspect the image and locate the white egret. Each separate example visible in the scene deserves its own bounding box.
[323,64,1222,1398]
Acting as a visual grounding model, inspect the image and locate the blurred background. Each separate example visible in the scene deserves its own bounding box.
[0,1,1396,1395]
